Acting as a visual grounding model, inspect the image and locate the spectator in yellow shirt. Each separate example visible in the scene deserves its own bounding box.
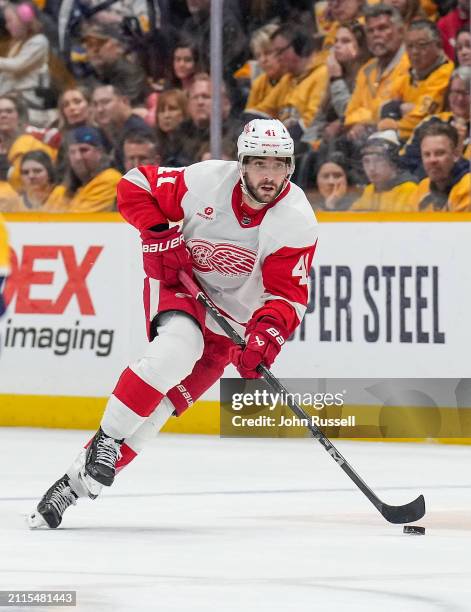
[344,4,410,141]
[321,0,365,51]
[13,151,64,212]
[245,24,285,111]
[380,19,454,139]
[412,122,470,211]
[0,94,57,192]
[400,66,471,175]
[303,21,371,147]
[245,24,328,139]
[351,130,418,211]
[48,126,121,213]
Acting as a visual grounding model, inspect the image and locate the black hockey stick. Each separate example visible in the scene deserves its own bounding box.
[179,270,425,524]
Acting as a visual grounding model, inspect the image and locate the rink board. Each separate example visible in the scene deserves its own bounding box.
[1,212,470,439]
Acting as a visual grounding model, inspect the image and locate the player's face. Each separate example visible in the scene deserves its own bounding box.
[421,135,458,184]
[244,157,289,205]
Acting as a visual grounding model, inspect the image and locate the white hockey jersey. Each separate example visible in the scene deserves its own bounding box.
[118,160,318,337]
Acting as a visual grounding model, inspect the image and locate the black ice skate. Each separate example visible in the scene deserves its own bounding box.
[83,427,123,487]
[28,475,78,529]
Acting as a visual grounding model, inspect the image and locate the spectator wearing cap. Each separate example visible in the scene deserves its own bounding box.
[245,24,328,139]
[48,126,121,213]
[0,2,52,127]
[379,19,454,140]
[344,4,410,142]
[244,24,285,111]
[91,83,151,172]
[81,22,148,106]
[401,66,471,176]
[411,122,470,211]
[0,94,58,193]
[437,0,469,61]
[351,130,418,211]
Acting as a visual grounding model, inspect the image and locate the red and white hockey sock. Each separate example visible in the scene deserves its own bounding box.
[115,398,176,473]
[101,367,164,440]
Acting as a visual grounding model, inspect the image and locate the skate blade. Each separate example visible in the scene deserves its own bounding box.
[27,511,49,529]
[79,470,102,499]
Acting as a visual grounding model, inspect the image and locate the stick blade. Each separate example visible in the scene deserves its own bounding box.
[380,494,426,524]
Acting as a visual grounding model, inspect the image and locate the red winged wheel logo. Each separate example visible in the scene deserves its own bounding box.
[187,239,257,276]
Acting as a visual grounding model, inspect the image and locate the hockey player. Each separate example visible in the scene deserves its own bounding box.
[29,119,318,529]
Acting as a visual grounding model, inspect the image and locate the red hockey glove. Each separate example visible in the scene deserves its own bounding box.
[230,318,287,379]
[141,226,192,286]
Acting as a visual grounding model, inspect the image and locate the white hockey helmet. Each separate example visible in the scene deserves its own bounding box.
[237,119,295,203]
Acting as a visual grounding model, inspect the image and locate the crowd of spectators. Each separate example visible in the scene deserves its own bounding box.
[0,0,468,213]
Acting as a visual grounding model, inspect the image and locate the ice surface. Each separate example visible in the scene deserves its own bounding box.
[1,429,470,611]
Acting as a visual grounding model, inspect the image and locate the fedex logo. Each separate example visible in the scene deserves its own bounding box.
[4,245,103,315]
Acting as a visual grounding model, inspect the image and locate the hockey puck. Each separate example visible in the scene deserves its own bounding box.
[403,525,425,535]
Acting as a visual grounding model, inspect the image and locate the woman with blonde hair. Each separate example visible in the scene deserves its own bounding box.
[0,2,51,126]
[57,86,92,130]
[245,23,285,110]
[155,89,188,165]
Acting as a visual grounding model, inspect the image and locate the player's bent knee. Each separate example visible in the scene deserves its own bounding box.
[131,312,204,393]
